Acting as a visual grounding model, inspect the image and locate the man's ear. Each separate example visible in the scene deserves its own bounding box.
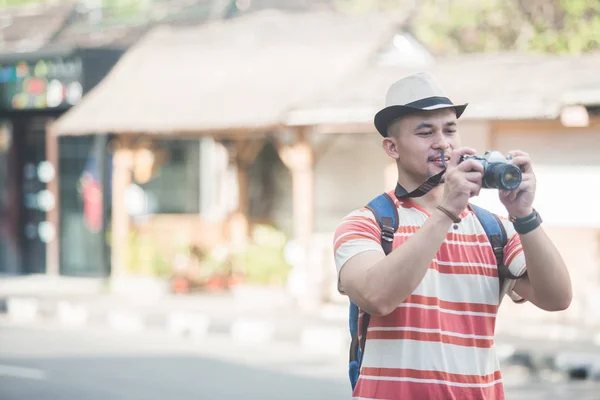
[382,137,400,160]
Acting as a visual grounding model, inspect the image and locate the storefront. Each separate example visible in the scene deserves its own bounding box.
[0,47,123,276]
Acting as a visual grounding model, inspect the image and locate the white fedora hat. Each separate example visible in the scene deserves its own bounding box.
[374,72,468,137]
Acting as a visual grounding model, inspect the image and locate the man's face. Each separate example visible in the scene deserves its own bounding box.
[384,108,460,187]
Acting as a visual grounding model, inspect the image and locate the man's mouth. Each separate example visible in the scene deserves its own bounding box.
[429,156,450,165]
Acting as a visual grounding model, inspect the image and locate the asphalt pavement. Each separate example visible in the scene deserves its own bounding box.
[1,319,600,400]
[0,321,350,400]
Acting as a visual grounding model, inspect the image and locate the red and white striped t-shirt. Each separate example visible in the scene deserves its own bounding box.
[333,192,527,400]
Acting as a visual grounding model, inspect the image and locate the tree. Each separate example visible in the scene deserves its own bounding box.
[516,0,600,53]
[0,0,152,20]
[334,0,600,54]
[0,0,47,6]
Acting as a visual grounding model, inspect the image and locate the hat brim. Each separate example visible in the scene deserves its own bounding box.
[374,103,468,137]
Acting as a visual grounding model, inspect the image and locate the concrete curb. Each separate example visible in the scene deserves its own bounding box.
[554,352,600,381]
[2,295,599,381]
[0,296,349,355]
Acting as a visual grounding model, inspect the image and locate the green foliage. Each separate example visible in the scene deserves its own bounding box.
[126,230,171,278]
[412,0,524,54]
[235,224,292,286]
[4,0,597,54]
[335,0,600,54]
[526,0,600,53]
[0,0,151,21]
[102,0,151,20]
[0,0,45,6]
[334,0,406,13]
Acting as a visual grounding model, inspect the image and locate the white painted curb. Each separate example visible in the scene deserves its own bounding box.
[318,304,348,322]
[56,301,89,327]
[230,318,274,345]
[300,326,347,355]
[554,352,595,372]
[6,297,39,322]
[167,312,210,339]
[107,311,145,333]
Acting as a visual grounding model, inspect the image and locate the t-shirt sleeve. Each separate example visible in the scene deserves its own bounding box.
[332,208,384,294]
[500,217,527,303]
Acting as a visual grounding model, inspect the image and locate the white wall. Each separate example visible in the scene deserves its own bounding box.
[471,128,600,227]
[496,226,600,333]
[314,133,389,233]
[456,120,492,153]
[312,120,492,233]
[493,129,600,165]
[479,126,600,333]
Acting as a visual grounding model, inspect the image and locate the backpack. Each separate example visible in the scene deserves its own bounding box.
[348,192,515,391]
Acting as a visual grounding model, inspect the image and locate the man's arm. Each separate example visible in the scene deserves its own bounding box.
[512,226,572,311]
[340,209,452,316]
[339,148,485,317]
[499,150,572,311]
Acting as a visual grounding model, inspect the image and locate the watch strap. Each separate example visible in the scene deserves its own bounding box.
[511,209,542,235]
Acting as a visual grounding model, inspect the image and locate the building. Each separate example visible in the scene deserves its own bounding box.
[1,0,326,277]
[0,46,124,276]
[16,7,600,336]
[286,49,600,332]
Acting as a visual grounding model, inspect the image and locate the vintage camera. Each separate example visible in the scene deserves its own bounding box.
[460,151,522,190]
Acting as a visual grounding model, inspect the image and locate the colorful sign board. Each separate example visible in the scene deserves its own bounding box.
[0,56,83,110]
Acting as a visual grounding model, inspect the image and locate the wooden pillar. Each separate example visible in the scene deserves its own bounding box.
[276,127,316,307]
[45,120,60,276]
[224,138,264,249]
[230,167,249,248]
[111,138,133,277]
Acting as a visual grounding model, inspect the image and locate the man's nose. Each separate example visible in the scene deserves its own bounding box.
[432,134,450,150]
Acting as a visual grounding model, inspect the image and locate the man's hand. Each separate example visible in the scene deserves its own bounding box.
[499,150,536,218]
[440,147,484,216]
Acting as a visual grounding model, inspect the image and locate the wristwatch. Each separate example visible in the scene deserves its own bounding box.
[510,209,542,235]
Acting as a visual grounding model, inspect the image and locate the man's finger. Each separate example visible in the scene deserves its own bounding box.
[447,147,477,168]
[510,189,519,202]
[456,159,484,174]
[467,182,481,198]
[508,150,529,158]
[464,171,483,185]
[509,155,533,173]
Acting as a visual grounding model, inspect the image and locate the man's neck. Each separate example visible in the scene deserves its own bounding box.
[408,184,444,213]
[395,170,445,212]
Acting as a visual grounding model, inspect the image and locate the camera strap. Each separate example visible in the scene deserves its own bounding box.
[395,150,447,198]
[394,171,445,198]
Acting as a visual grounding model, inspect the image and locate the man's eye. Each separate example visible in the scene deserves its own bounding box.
[445,130,457,135]
[417,131,432,136]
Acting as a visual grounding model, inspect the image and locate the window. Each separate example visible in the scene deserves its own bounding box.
[138,139,201,214]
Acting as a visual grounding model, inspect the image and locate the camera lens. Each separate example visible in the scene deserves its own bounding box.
[498,165,522,190]
[501,167,521,189]
[484,163,522,190]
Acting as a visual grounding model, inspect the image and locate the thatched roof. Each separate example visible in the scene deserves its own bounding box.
[49,0,216,49]
[0,2,76,53]
[49,0,336,48]
[287,51,600,126]
[561,80,600,108]
[53,10,399,136]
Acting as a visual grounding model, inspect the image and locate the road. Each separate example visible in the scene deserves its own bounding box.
[1,320,599,400]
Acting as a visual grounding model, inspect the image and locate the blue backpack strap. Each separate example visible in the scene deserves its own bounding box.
[470,204,506,264]
[348,301,361,389]
[365,192,398,255]
[470,204,522,293]
[348,193,398,390]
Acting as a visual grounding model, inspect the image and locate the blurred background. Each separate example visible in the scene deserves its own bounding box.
[0,0,599,399]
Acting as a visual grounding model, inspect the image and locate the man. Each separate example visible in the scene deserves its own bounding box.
[333,72,572,399]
